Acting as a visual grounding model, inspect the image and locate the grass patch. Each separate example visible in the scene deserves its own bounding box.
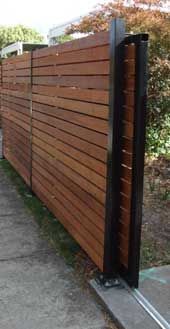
[0,159,80,266]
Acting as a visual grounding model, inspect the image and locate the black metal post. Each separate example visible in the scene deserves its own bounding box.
[127,34,148,287]
[103,19,125,276]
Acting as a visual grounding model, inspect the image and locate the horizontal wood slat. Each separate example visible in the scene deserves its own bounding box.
[33,31,109,58]
[3,52,31,64]
[32,177,104,269]
[32,116,108,148]
[3,68,31,77]
[32,45,109,67]
[33,75,109,90]
[32,61,109,76]
[32,85,109,104]
[32,94,109,119]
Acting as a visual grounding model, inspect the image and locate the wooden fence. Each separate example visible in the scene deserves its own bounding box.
[1,19,148,287]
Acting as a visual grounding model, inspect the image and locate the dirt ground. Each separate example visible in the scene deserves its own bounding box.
[141,156,170,269]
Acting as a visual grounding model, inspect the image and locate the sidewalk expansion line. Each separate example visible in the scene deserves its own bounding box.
[121,279,170,329]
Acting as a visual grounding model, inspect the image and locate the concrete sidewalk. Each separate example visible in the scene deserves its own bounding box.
[0,165,114,329]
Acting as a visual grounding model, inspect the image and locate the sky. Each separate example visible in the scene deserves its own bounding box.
[0,0,107,37]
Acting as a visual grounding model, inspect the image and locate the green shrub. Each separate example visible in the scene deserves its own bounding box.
[146,57,170,156]
[146,114,170,156]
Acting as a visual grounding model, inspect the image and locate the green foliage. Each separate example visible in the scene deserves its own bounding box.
[53,34,73,44]
[146,56,170,156]
[146,114,170,156]
[0,25,44,49]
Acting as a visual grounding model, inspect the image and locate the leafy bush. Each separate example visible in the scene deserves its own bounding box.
[0,25,44,49]
[146,56,170,155]
[146,114,170,155]
[53,34,73,44]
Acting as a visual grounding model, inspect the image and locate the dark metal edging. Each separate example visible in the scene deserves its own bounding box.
[103,18,125,276]
[128,35,148,287]
[30,51,33,189]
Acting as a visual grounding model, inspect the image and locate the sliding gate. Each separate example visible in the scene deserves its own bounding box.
[1,19,148,288]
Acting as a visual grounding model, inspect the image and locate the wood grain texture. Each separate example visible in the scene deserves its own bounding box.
[32,45,109,67]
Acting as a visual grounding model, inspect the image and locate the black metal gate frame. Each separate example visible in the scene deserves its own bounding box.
[103,19,148,288]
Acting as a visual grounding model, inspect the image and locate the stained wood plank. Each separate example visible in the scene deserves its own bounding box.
[32,113,108,148]
[32,85,109,104]
[2,95,30,108]
[33,104,108,134]
[32,75,109,90]
[3,52,31,64]
[55,160,106,205]
[55,148,106,191]
[32,147,105,218]
[32,170,104,257]
[33,152,105,231]
[57,129,107,163]
[32,179,104,270]
[33,31,109,58]
[56,140,107,177]
[32,94,109,119]
[32,45,109,67]
[32,159,104,244]
[32,61,109,76]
